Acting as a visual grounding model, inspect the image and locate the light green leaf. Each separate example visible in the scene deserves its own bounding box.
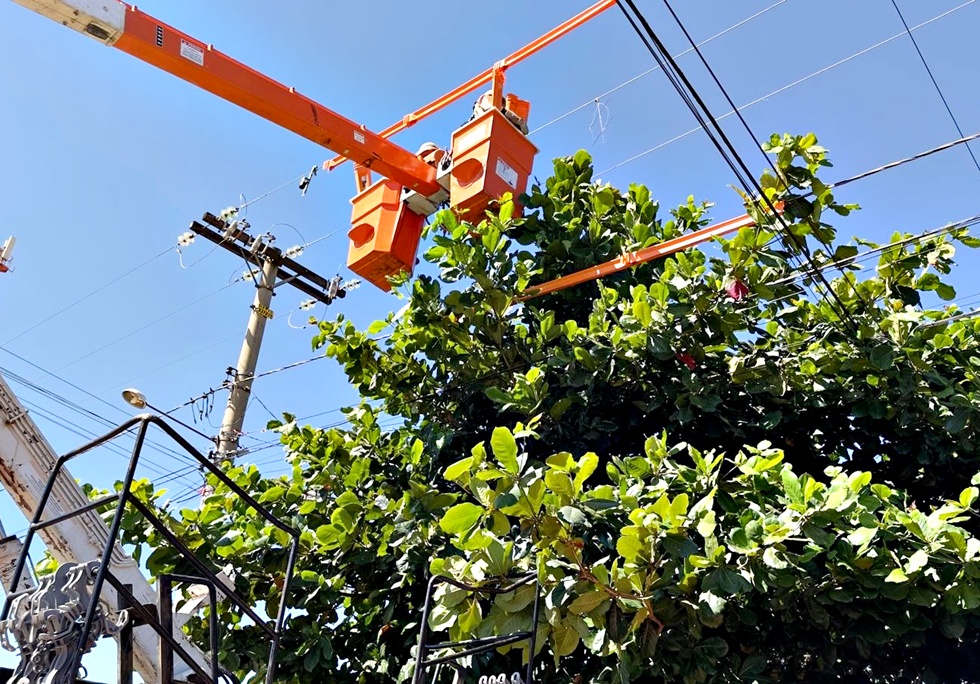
[491,427,519,474]
[440,503,484,534]
[847,527,877,547]
[443,457,473,482]
[458,599,482,633]
[960,487,979,508]
[697,510,717,538]
[558,506,587,525]
[905,549,929,574]
[551,619,580,657]
[574,452,599,491]
[885,568,909,583]
[568,590,609,616]
[762,547,788,569]
[617,534,645,561]
[545,471,574,498]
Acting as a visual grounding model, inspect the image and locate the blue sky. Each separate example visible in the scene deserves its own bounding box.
[1,0,979,679]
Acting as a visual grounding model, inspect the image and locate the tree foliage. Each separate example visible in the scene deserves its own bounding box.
[123,134,980,683]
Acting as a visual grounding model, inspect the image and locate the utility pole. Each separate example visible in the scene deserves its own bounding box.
[189,212,354,464]
[217,257,278,460]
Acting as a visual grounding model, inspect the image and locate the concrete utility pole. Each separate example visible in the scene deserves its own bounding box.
[189,212,353,465]
[217,257,278,461]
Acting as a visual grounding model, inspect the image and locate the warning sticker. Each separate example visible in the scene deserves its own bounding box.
[180,39,205,66]
[495,158,519,189]
[253,304,274,320]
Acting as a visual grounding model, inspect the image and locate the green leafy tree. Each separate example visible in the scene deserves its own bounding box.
[127,135,980,683]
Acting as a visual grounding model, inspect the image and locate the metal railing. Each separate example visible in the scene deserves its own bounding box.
[0,413,300,684]
[412,572,541,684]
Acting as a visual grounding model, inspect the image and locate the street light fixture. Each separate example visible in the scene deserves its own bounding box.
[120,388,216,445]
[121,388,148,410]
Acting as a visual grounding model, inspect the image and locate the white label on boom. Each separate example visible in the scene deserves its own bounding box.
[180,40,205,66]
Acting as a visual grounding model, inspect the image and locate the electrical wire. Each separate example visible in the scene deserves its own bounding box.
[1,370,196,478]
[165,416,406,505]
[2,247,173,345]
[252,394,279,422]
[51,282,235,374]
[143,207,980,493]
[177,243,221,270]
[597,0,975,175]
[920,307,980,329]
[614,0,860,336]
[246,354,328,382]
[888,0,980,176]
[166,212,980,490]
[10,385,200,490]
[530,0,788,135]
[659,0,891,330]
[237,168,315,212]
[827,131,980,191]
[728,214,980,318]
[97,333,241,397]
[0,347,199,467]
[625,0,980,407]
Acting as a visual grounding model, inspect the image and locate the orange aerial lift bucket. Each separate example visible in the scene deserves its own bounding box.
[449,107,538,218]
[347,179,425,291]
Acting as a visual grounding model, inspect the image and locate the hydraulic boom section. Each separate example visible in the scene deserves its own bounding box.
[8,0,615,291]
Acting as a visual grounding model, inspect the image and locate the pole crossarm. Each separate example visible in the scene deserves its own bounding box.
[192,213,338,306]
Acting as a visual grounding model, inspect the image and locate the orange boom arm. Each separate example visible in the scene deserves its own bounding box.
[14,0,441,194]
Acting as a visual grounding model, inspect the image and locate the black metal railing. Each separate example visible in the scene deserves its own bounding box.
[0,413,300,684]
[412,572,541,684]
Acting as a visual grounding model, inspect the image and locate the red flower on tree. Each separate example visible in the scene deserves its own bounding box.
[726,279,749,301]
[675,352,697,370]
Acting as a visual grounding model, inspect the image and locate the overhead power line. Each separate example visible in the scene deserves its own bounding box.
[888,0,980,176]
[0,346,198,466]
[597,0,975,175]
[2,368,201,489]
[52,282,235,373]
[530,0,788,134]
[614,0,862,335]
[828,131,980,190]
[2,247,172,345]
[920,307,980,329]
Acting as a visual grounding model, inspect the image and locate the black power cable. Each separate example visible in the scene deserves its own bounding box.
[888,0,980,177]
[614,0,862,336]
[628,0,980,403]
